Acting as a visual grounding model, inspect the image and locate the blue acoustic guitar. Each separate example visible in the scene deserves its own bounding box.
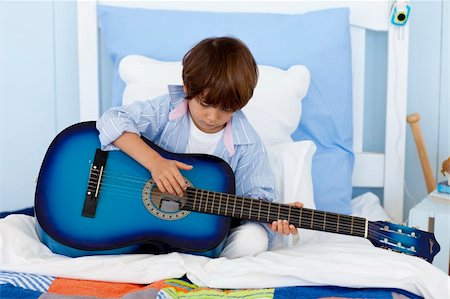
[35,122,440,262]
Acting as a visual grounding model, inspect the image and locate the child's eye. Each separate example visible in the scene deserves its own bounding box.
[200,102,210,107]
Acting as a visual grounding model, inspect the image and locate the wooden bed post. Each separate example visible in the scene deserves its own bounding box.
[407,113,436,193]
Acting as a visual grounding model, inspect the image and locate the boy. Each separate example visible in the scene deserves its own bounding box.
[97,37,302,258]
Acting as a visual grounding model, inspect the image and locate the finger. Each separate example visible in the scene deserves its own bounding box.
[270,221,278,232]
[169,178,183,196]
[283,220,290,235]
[167,175,184,196]
[155,180,167,194]
[160,178,176,195]
[295,202,304,208]
[277,220,284,235]
[175,161,193,170]
[174,171,188,191]
[289,224,298,235]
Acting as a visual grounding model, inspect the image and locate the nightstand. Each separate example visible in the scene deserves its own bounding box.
[408,197,450,274]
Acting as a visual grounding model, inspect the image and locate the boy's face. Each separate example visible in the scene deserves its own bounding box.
[188,97,233,133]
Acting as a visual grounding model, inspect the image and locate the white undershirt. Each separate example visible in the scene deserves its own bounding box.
[186,116,224,155]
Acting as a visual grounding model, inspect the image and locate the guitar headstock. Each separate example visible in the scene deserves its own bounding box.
[368,221,440,263]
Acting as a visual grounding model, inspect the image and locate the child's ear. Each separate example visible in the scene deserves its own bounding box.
[183,85,187,93]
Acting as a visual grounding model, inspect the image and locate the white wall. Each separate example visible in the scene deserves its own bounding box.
[0,1,448,221]
[0,1,78,211]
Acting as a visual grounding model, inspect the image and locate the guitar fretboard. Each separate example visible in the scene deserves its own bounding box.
[183,188,367,238]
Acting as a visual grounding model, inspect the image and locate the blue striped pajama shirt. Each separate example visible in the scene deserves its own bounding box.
[96,85,277,245]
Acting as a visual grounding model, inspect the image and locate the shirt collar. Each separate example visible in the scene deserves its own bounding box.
[168,84,185,105]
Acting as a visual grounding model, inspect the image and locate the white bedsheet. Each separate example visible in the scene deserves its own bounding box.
[0,193,448,298]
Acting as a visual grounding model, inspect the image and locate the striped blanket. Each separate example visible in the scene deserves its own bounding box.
[0,271,421,299]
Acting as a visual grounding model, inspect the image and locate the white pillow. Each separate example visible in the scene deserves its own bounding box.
[267,141,316,208]
[119,55,310,146]
[266,140,316,248]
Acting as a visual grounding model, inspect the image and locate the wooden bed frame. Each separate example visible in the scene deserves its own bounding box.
[76,0,410,223]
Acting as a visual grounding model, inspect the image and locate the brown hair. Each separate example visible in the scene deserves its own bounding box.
[182,36,258,111]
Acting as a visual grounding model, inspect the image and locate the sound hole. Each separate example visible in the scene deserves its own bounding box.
[142,179,191,220]
[159,197,183,213]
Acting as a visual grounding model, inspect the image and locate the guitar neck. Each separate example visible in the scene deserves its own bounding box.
[183,188,368,238]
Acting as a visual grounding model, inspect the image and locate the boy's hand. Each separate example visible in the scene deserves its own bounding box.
[149,156,193,197]
[270,202,304,235]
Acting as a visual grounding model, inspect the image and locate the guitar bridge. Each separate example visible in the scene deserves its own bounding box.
[82,149,108,218]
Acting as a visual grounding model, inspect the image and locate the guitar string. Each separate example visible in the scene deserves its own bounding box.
[95,181,407,245]
[93,171,361,229]
[89,169,233,188]
[97,187,415,254]
[95,173,409,241]
[89,170,415,246]
[96,185,416,252]
[93,170,377,238]
[97,183,365,232]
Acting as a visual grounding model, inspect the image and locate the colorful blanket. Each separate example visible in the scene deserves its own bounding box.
[0,271,421,299]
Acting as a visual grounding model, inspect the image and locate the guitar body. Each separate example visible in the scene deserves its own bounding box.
[35,122,234,257]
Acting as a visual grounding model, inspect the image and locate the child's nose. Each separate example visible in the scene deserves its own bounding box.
[206,110,220,121]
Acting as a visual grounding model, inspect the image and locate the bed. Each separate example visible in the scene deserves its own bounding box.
[0,1,449,298]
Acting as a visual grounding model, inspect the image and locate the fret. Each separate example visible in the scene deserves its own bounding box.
[353,217,363,237]
[323,212,327,230]
[225,194,229,216]
[218,193,222,216]
[337,214,340,233]
[240,197,244,219]
[288,205,292,223]
[266,202,271,223]
[204,190,209,212]
[310,210,314,228]
[277,204,281,220]
[337,215,353,236]
[324,213,339,233]
[199,189,204,212]
[351,216,354,235]
[210,192,215,214]
[299,208,302,227]
[299,208,312,229]
[353,217,367,238]
[232,195,237,217]
[364,218,368,238]
[249,198,253,220]
[258,200,262,220]
[312,211,325,231]
[192,189,198,211]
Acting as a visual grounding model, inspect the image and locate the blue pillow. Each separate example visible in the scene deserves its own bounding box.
[98,5,354,214]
